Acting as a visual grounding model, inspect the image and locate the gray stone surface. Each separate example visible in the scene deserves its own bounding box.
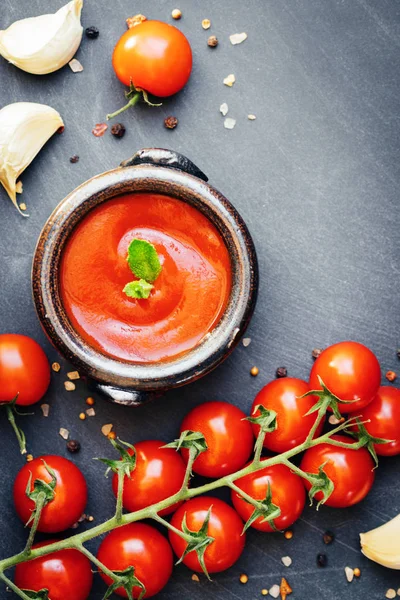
[0,0,399,598]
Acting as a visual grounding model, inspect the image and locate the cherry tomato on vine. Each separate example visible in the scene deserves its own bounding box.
[250,378,323,453]
[179,401,254,478]
[231,462,306,531]
[97,523,173,598]
[169,496,245,574]
[112,20,192,96]
[0,334,50,405]
[111,440,186,516]
[13,455,87,533]
[14,541,93,600]
[309,341,381,413]
[300,434,375,508]
[353,386,400,456]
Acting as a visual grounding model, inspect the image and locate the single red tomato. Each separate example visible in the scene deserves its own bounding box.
[0,334,50,405]
[13,455,87,533]
[354,387,400,456]
[179,401,254,478]
[97,523,173,598]
[250,378,323,453]
[300,434,375,508]
[231,462,306,531]
[111,440,186,516]
[112,20,192,97]
[309,341,381,413]
[169,496,245,574]
[15,540,93,600]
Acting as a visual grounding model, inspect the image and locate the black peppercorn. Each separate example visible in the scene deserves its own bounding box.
[69,155,79,164]
[317,553,327,567]
[323,530,334,545]
[276,366,287,378]
[111,123,126,138]
[67,439,81,453]
[397,349,400,360]
[312,348,323,359]
[85,26,99,39]
[207,35,218,47]
[164,116,178,129]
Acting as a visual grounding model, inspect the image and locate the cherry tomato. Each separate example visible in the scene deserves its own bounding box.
[250,378,323,453]
[13,455,87,533]
[231,462,306,531]
[15,540,93,600]
[179,401,254,478]
[354,386,400,456]
[300,434,375,508]
[112,20,192,97]
[111,440,186,516]
[169,496,245,574]
[0,334,50,405]
[97,523,173,598]
[309,341,381,413]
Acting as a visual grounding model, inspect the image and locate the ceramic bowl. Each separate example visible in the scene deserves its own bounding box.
[32,149,258,405]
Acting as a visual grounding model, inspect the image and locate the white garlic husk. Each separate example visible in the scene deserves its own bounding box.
[0,102,64,215]
[0,0,83,75]
[360,513,400,569]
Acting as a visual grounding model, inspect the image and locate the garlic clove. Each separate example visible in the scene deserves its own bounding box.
[0,0,83,75]
[0,102,64,215]
[360,513,400,569]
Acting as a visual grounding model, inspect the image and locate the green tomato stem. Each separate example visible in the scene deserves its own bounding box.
[76,544,119,582]
[0,571,33,600]
[151,513,192,543]
[0,406,359,587]
[23,491,46,555]
[6,405,26,455]
[115,468,125,524]
[228,480,262,508]
[106,92,141,121]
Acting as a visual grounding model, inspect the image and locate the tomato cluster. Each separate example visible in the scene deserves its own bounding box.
[6,341,400,599]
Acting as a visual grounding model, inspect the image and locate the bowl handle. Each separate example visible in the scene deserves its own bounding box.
[120,148,208,182]
[89,382,160,407]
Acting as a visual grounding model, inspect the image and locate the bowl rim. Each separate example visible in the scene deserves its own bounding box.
[32,163,258,391]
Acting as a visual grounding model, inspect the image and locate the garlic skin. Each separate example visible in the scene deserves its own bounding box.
[360,513,400,569]
[0,0,83,75]
[0,102,64,215]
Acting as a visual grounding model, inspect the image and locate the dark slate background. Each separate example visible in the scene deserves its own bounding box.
[0,1,399,598]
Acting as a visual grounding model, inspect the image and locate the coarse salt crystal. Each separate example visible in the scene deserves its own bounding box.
[59,428,69,440]
[86,408,96,417]
[52,362,61,372]
[281,556,292,567]
[69,58,84,72]
[224,118,236,130]
[64,381,75,391]
[15,181,23,193]
[223,73,236,87]
[269,584,280,598]
[101,423,113,436]
[248,114,256,120]
[242,337,251,347]
[344,566,354,582]
[67,371,80,380]
[220,102,229,116]
[192,574,200,582]
[41,404,50,417]
[230,32,247,45]
[328,414,341,425]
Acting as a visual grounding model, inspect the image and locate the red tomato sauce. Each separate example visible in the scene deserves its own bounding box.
[60,194,232,363]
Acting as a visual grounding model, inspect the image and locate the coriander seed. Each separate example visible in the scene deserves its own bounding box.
[250,366,259,376]
[171,9,182,19]
[207,35,218,47]
[239,574,248,584]
[386,370,397,382]
[79,412,86,421]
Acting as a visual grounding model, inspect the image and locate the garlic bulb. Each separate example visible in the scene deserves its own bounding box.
[0,0,83,75]
[0,102,64,215]
[360,513,400,569]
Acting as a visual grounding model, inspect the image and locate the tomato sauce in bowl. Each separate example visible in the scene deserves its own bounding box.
[60,193,232,363]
